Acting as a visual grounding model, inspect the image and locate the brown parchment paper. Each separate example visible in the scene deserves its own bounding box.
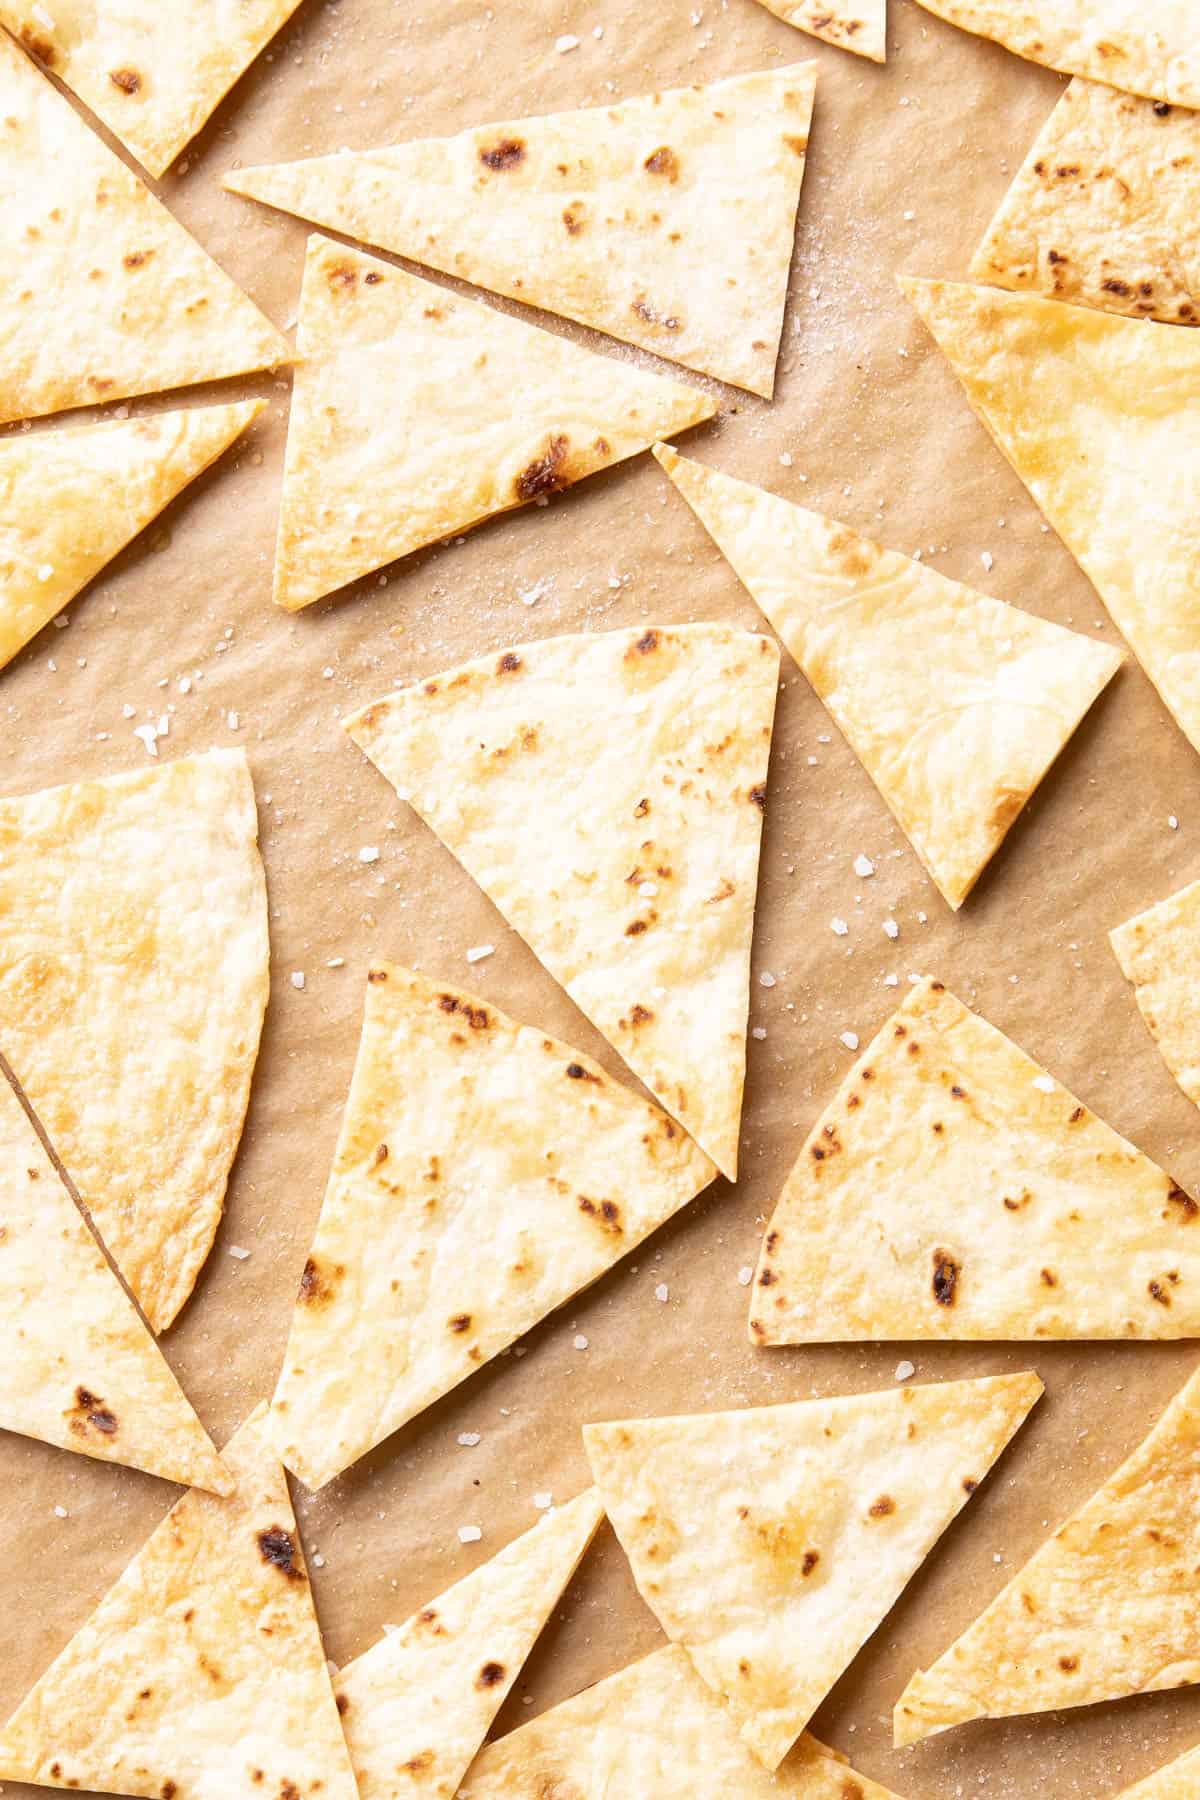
[3,4,1200,1797]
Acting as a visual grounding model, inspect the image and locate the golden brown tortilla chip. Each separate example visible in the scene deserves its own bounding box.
[0,749,270,1331]
[0,400,262,673]
[971,79,1200,327]
[344,625,779,1178]
[904,277,1200,756]
[751,0,885,60]
[269,965,715,1490]
[0,1408,358,1800]
[584,1373,1041,1769]
[273,236,715,610]
[895,1365,1200,1744]
[752,976,1200,1341]
[0,31,287,424]
[226,64,816,396]
[1111,880,1200,1111]
[336,1489,603,1800]
[656,444,1121,908]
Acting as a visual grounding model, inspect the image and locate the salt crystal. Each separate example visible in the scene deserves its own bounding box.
[981,550,994,572]
[759,971,777,987]
[457,1524,483,1543]
[228,1245,251,1260]
[883,919,899,940]
[532,1492,554,1511]
[751,1026,767,1041]
[555,32,580,51]
[457,1431,481,1447]
[359,846,381,863]
[839,1031,859,1051]
[737,1266,753,1286]
[291,971,306,990]
[895,1360,915,1382]
[853,853,875,878]
[466,944,494,963]
[37,563,54,582]
[53,1504,68,1519]
[573,1334,589,1350]
[654,1282,669,1302]
[1169,815,1180,831]
[133,723,159,757]
[830,917,849,937]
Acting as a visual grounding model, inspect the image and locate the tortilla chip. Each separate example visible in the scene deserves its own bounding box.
[0,0,304,177]
[752,976,1200,1342]
[459,1646,908,1798]
[584,1372,1041,1769]
[226,66,815,397]
[0,1065,230,1492]
[344,625,778,1178]
[909,1,1199,106]
[751,1,885,61]
[269,964,715,1490]
[0,399,262,673]
[335,1488,603,1799]
[655,444,1121,909]
[903,277,1200,757]
[273,237,715,611]
[0,1407,358,1800]
[1115,1745,1200,1799]
[0,31,287,425]
[0,749,270,1332]
[971,79,1200,327]
[1112,881,1200,1109]
[895,1364,1200,1744]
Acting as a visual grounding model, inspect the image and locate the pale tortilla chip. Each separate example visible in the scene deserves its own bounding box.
[655,444,1121,909]
[0,399,262,673]
[335,1489,603,1800]
[273,236,715,610]
[909,0,1199,105]
[895,1364,1200,1744]
[459,1646,908,1798]
[903,277,1200,756]
[0,0,304,177]
[752,976,1200,1342]
[270,965,715,1490]
[1112,880,1200,1109]
[1115,1744,1200,1799]
[584,1373,1041,1769]
[751,1,885,61]
[0,1407,358,1800]
[0,1066,230,1492]
[0,31,287,424]
[344,625,779,1178]
[226,65,815,396]
[971,79,1200,327]
[0,749,270,1332]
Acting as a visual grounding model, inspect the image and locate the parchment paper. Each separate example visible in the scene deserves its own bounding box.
[3,4,1199,1797]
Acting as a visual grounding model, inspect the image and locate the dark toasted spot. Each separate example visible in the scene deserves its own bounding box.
[257,1528,304,1581]
[449,1312,472,1333]
[801,1550,819,1575]
[565,1062,598,1082]
[480,137,525,171]
[476,1661,506,1689]
[515,435,570,501]
[749,783,767,811]
[109,67,141,93]
[643,145,680,180]
[438,993,490,1030]
[868,1495,895,1517]
[1058,1655,1078,1672]
[497,651,522,674]
[932,1250,959,1307]
[335,1694,350,1716]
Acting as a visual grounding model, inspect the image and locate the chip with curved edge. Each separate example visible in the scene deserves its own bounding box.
[751,0,885,61]
[1112,879,1200,1111]
[1115,1742,1200,1799]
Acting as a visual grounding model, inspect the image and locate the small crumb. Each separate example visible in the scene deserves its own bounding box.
[839,1031,860,1051]
[228,1245,251,1261]
[466,944,494,963]
[573,1334,589,1350]
[853,854,875,878]
[291,971,306,990]
[830,917,849,937]
[654,1282,669,1302]
[457,1524,483,1543]
[359,845,381,864]
[895,1360,915,1382]
[457,1431,481,1447]
[737,1265,753,1286]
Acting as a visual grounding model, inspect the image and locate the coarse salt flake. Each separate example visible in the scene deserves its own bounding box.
[457,1431,481,1447]
[37,563,54,582]
[737,1265,753,1286]
[853,854,875,878]
[895,1360,915,1382]
[53,1503,68,1518]
[359,845,381,863]
[839,1031,859,1051]
[291,971,306,990]
[457,1524,483,1543]
[981,551,995,572]
[555,33,580,51]
[228,1245,251,1260]
[533,1492,553,1511]
[759,971,776,988]
[1169,815,1180,830]
[830,917,849,937]
[466,944,494,963]
[751,1026,767,1041]
[654,1282,669,1302]
[133,723,159,757]
[573,1334,589,1350]
[883,919,899,940]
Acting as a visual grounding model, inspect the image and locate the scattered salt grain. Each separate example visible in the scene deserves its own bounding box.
[573,1334,589,1350]
[830,917,849,937]
[751,1026,767,1041]
[759,971,777,988]
[533,1492,554,1511]
[555,33,580,51]
[359,845,381,863]
[637,880,658,898]
[839,1031,859,1051]
[981,551,994,572]
[1169,815,1180,831]
[291,971,306,990]
[457,1525,483,1543]
[227,710,240,731]
[654,1282,669,1302]
[883,919,899,940]
[228,1245,251,1261]
[312,1553,326,1569]
[53,1504,68,1519]
[457,1432,481,1447]
[737,1266,753,1286]
[895,1360,915,1382]
[466,944,494,963]
[52,612,69,628]
[37,563,54,582]
[853,854,875,878]
[133,723,159,757]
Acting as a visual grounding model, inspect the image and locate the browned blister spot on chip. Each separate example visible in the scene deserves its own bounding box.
[109,67,141,93]
[643,146,680,180]
[932,1250,959,1307]
[438,993,490,1030]
[497,651,522,674]
[476,1661,506,1689]
[479,137,525,171]
[257,1527,305,1581]
[448,1312,472,1333]
[565,1061,599,1082]
[868,1495,896,1517]
[20,26,57,64]
[578,1195,623,1234]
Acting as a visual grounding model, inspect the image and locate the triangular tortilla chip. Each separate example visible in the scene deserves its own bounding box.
[269,964,715,1490]
[459,1646,908,1798]
[0,31,287,424]
[273,236,715,610]
[971,78,1200,327]
[655,444,1121,908]
[226,65,815,396]
[0,749,270,1331]
[0,399,262,673]
[751,1,886,61]
[0,1065,230,1492]
[584,1372,1041,1769]
[0,0,303,177]
[1116,1744,1200,1799]
[344,625,779,1178]
[904,277,1200,756]
[751,976,1200,1342]
[335,1488,604,1799]
[0,1407,358,1800]
[909,1,1199,106]
[895,1364,1200,1744]
[1112,880,1200,1109]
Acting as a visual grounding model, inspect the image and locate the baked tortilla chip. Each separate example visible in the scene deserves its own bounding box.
[904,277,1200,756]
[0,749,270,1331]
[655,444,1121,908]
[0,31,287,424]
[270,965,715,1490]
[459,1646,908,1798]
[274,236,715,610]
[0,0,304,177]
[226,65,816,396]
[336,1489,603,1800]
[909,1,1199,106]
[752,976,1200,1342]
[895,1365,1200,1744]
[972,79,1200,327]
[1116,1744,1200,1798]
[344,625,778,1178]
[1111,880,1200,1111]
[751,1,885,61]
[0,1408,358,1800]
[0,1066,230,1492]
[0,399,262,673]
[584,1373,1041,1769]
